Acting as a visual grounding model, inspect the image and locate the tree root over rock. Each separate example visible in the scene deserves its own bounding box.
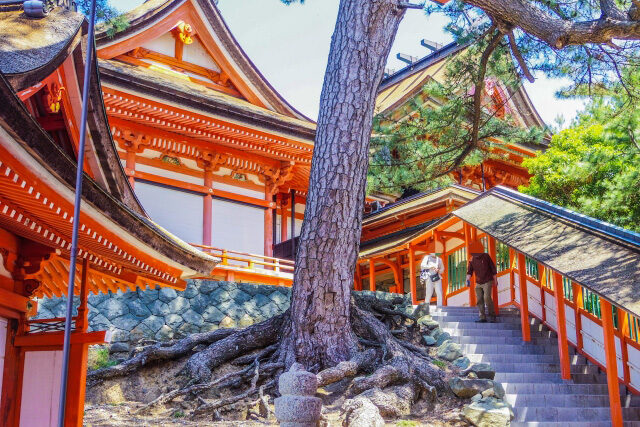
[87,295,448,421]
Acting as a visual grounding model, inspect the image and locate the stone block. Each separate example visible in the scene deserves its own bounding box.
[219,316,236,329]
[111,315,141,331]
[202,306,226,323]
[197,280,219,294]
[88,293,109,307]
[260,302,281,318]
[168,296,190,315]
[231,290,251,304]
[279,369,318,396]
[164,314,184,330]
[436,340,463,361]
[418,316,440,330]
[127,299,152,318]
[436,331,451,346]
[158,288,177,303]
[149,300,170,317]
[252,293,271,308]
[238,313,255,328]
[423,335,437,346]
[137,288,159,305]
[200,323,218,333]
[270,291,290,307]
[110,328,130,343]
[177,322,200,337]
[98,299,129,320]
[190,294,208,314]
[130,323,155,342]
[449,377,504,399]
[36,308,54,319]
[91,313,111,331]
[274,396,322,423]
[141,315,164,333]
[210,287,232,303]
[155,325,174,341]
[182,283,199,299]
[341,396,384,427]
[463,363,495,380]
[182,309,204,327]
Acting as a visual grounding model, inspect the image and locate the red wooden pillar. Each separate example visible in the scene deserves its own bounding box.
[517,253,531,341]
[601,299,623,427]
[264,190,274,257]
[202,168,213,246]
[369,260,376,292]
[488,236,499,315]
[463,223,477,306]
[395,255,404,294]
[409,245,417,305]
[440,245,449,306]
[125,149,136,189]
[65,259,91,426]
[354,262,362,291]
[279,194,288,243]
[553,271,571,380]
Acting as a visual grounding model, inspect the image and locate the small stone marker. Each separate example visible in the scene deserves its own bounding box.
[274,363,322,427]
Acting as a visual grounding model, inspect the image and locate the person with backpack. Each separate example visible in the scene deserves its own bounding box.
[466,240,498,323]
[420,242,445,314]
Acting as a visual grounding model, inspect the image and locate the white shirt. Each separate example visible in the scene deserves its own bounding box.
[420,253,444,282]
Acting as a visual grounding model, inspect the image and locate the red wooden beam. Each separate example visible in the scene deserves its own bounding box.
[552,271,571,380]
[517,252,531,341]
[601,299,623,427]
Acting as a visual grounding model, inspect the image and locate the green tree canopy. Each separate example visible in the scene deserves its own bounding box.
[520,66,640,232]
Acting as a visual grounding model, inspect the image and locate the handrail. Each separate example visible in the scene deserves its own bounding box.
[191,244,295,274]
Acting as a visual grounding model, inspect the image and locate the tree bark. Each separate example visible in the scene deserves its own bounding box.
[289,0,407,370]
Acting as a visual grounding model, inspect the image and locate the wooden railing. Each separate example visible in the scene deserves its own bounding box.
[191,244,295,285]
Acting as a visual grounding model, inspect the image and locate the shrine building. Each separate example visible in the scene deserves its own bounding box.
[0,2,217,425]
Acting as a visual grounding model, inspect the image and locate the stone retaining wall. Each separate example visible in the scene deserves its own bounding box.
[36,280,411,351]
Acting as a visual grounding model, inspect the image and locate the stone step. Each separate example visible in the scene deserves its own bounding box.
[489,362,600,375]
[505,393,640,408]
[467,353,587,365]
[437,321,546,331]
[450,335,561,345]
[430,314,524,323]
[441,327,556,338]
[494,372,567,384]
[512,423,640,427]
[501,382,620,395]
[459,343,561,355]
[511,407,640,422]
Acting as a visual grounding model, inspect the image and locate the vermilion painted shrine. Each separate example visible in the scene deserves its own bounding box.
[0,0,639,426]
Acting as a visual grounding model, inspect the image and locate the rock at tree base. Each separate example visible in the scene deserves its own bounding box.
[422,335,437,346]
[274,363,322,426]
[453,356,471,370]
[463,362,495,380]
[436,340,463,361]
[412,303,431,319]
[463,396,513,427]
[449,377,505,399]
[357,385,413,417]
[417,315,439,330]
[341,396,384,427]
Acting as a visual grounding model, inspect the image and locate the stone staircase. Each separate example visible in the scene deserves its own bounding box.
[430,305,640,426]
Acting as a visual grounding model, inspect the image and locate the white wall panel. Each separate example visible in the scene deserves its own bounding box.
[565,304,577,345]
[212,199,265,256]
[141,32,175,57]
[20,350,63,427]
[213,181,264,199]
[448,289,470,307]
[628,344,640,390]
[497,274,511,305]
[581,314,606,366]
[135,181,204,245]
[513,273,520,303]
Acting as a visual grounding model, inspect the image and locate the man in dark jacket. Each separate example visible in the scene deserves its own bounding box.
[466,240,498,323]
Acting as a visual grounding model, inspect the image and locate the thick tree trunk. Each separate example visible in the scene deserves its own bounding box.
[289,0,406,369]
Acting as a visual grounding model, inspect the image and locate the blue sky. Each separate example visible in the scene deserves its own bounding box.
[110,0,585,127]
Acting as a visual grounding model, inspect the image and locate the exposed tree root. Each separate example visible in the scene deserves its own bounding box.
[88,328,237,382]
[90,296,450,421]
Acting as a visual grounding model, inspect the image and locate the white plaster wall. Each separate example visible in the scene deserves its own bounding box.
[497,274,511,306]
[447,289,470,307]
[527,280,543,319]
[141,32,175,57]
[213,181,264,200]
[20,350,63,427]
[627,344,640,390]
[182,38,220,71]
[135,181,204,245]
[212,199,265,256]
